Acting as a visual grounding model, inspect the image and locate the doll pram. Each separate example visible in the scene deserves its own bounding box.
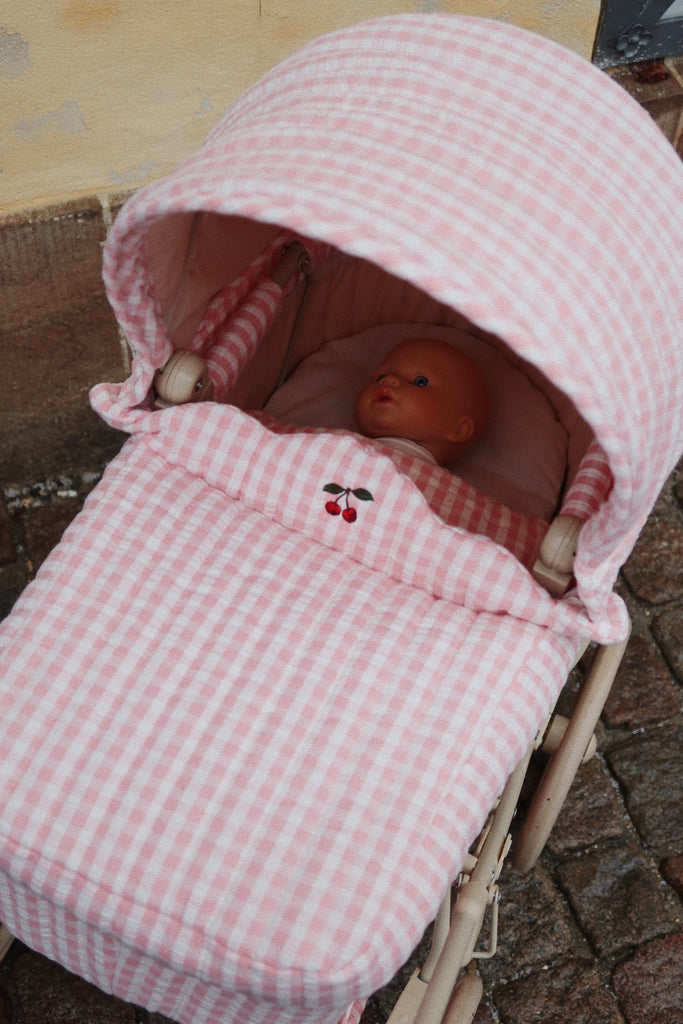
[1,13,683,1024]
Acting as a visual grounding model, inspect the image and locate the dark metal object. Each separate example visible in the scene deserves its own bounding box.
[594,0,683,66]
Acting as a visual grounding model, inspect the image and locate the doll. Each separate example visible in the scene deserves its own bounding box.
[354,337,490,466]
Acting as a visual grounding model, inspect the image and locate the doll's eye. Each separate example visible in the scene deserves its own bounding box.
[412,375,429,387]
[376,374,387,382]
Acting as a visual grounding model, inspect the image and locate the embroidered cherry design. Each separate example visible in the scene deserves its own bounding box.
[323,483,373,523]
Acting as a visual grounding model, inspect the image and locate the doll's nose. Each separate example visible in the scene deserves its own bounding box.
[379,372,401,387]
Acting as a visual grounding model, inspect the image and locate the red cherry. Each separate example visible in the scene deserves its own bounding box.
[326,500,341,516]
[342,507,357,523]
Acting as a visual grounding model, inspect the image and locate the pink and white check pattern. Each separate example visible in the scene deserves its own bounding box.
[1,13,682,1024]
[102,15,683,603]
[0,411,579,1024]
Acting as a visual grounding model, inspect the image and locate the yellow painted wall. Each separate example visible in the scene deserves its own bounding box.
[0,1,602,213]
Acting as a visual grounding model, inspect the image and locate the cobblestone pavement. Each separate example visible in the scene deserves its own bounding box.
[0,59,682,1024]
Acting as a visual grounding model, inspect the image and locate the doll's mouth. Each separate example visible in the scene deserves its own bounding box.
[374,387,394,403]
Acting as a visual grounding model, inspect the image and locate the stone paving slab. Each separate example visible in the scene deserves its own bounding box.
[652,606,683,680]
[493,959,625,1024]
[661,854,683,899]
[544,756,629,855]
[622,518,683,604]
[555,844,680,957]
[612,932,683,1024]
[602,633,681,729]
[607,721,683,853]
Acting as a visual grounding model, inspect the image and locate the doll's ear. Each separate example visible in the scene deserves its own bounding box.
[447,415,475,444]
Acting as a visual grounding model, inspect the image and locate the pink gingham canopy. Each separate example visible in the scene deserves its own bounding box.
[100,14,683,621]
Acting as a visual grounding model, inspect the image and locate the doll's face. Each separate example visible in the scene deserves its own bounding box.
[354,337,489,465]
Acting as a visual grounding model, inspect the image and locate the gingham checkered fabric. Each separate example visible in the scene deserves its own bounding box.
[96,13,683,622]
[2,13,683,1024]
[560,441,614,521]
[0,411,580,1024]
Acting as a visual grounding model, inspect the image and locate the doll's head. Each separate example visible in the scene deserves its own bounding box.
[354,337,490,465]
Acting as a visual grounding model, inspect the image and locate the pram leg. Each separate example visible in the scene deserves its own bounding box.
[440,971,483,1024]
[512,637,629,873]
[388,749,532,1024]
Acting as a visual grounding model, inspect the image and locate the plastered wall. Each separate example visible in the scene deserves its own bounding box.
[0,1,602,213]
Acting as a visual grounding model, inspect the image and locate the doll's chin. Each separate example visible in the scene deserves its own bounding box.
[356,407,401,438]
